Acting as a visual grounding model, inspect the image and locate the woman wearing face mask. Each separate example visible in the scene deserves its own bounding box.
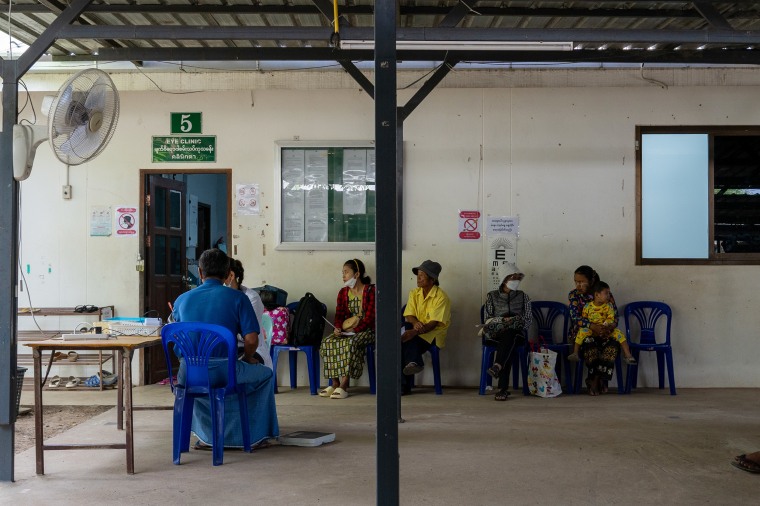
[225,257,272,370]
[318,259,376,399]
[483,263,532,401]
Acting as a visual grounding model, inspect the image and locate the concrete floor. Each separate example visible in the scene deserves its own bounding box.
[2,385,758,505]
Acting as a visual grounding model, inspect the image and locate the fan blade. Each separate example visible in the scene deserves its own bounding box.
[58,124,87,156]
[85,81,107,111]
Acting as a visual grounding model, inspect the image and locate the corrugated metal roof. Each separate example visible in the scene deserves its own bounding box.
[2,1,760,65]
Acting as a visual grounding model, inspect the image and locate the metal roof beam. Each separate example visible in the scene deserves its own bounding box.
[693,2,735,31]
[16,0,94,77]
[438,1,474,28]
[57,26,760,45]
[399,58,459,121]
[338,60,374,98]
[0,3,735,20]
[91,46,760,65]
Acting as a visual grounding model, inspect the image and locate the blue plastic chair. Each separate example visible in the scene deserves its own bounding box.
[531,301,574,394]
[624,301,676,395]
[160,322,251,466]
[364,343,377,394]
[401,305,443,395]
[478,304,524,395]
[270,301,325,395]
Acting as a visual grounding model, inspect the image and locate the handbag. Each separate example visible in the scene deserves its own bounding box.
[527,338,562,398]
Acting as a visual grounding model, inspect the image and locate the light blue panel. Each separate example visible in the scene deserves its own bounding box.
[642,134,709,259]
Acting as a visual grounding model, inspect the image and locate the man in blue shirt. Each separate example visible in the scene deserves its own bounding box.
[173,248,261,366]
[171,248,278,447]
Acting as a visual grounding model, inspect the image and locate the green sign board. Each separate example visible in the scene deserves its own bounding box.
[152,136,217,163]
[171,112,202,134]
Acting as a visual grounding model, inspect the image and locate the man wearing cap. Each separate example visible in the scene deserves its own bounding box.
[401,260,451,393]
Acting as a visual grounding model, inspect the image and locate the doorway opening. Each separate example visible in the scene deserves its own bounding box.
[139,169,231,384]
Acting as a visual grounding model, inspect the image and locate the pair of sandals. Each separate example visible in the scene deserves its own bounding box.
[52,351,78,362]
[74,305,99,313]
[49,375,80,388]
[318,386,349,399]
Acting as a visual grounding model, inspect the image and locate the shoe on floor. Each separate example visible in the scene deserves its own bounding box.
[65,376,80,388]
[330,387,348,399]
[318,386,335,398]
[101,374,118,386]
[402,362,424,375]
[49,375,61,388]
[732,455,760,474]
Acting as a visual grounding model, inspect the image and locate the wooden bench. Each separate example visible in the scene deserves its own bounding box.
[17,306,115,390]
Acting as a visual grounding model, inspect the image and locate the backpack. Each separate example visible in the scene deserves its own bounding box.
[290,293,326,346]
[254,285,288,311]
[264,307,291,345]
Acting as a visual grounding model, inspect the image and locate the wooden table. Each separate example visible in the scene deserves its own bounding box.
[24,335,162,475]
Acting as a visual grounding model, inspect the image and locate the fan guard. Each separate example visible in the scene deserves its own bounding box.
[48,69,120,165]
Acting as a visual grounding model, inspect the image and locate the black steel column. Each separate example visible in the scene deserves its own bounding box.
[375,1,399,505]
[0,63,20,482]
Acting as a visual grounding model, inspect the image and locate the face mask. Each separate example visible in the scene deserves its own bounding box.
[344,276,357,289]
[506,280,521,291]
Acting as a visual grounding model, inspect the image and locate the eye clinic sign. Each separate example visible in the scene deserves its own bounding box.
[152,135,217,162]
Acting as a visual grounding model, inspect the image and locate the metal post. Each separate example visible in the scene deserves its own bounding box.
[375,1,399,505]
[0,64,21,482]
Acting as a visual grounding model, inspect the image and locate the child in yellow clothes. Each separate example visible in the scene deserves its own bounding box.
[568,282,636,364]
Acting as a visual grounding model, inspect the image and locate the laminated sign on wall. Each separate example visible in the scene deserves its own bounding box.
[458,210,481,241]
[115,206,138,237]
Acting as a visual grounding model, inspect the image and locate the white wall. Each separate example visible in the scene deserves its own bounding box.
[10,70,760,388]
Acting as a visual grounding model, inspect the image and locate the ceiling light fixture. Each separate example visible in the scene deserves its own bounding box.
[339,40,574,52]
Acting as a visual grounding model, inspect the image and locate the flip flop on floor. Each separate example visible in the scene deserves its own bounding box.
[65,376,80,388]
[494,389,510,401]
[731,456,760,474]
[318,386,335,398]
[330,387,348,399]
[49,375,61,388]
[84,375,100,387]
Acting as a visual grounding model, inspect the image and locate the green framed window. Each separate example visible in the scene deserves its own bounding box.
[276,141,375,250]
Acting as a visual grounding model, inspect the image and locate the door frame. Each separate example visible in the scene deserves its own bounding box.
[137,168,232,384]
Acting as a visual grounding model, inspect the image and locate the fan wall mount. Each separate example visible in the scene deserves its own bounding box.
[13,68,120,182]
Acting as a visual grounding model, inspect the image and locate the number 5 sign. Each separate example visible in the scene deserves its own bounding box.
[171,112,202,134]
[458,210,481,241]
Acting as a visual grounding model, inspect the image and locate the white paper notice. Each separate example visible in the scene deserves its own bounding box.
[305,150,329,242]
[487,216,519,236]
[282,150,305,242]
[343,149,367,215]
[89,206,112,236]
[487,234,518,291]
[236,184,260,215]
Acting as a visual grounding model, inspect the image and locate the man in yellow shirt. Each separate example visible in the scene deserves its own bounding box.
[401,260,451,394]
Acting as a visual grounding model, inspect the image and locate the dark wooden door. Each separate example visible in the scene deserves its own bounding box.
[144,175,187,383]
[197,202,211,259]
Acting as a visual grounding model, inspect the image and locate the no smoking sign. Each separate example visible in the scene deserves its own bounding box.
[458,210,481,241]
